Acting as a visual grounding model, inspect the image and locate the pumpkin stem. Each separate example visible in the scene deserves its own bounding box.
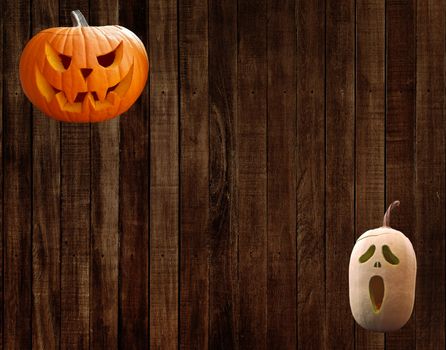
[383,200,400,227]
[71,10,89,27]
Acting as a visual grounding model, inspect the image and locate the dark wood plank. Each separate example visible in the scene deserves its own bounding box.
[31,1,61,349]
[296,0,326,348]
[415,0,445,348]
[2,0,32,348]
[89,2,119,349]
[266,0,296,348]
[325,0,355,348]
[149,0,179,348]
[237,0,267,348]
[385,0,417,348]
[179,0,209,348]
[208,0,238,348]
[0,2,4,348]
[90,124,119,350]
[60,116,91,349]
[59,2,90,349]
[355,0,385,348]
[118,0,150,347]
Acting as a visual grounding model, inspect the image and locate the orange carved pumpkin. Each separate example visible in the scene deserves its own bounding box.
[19,10,149,123]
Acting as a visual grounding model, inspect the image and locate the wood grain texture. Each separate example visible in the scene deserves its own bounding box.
[0,1,4,347]
[90,119,119,350]
[118,0,150,347]
[209,0,238,348]
[385,0,417,348]
[325,0,355,348]
[89,2,120,349]
[266,0,296,348]
[31,1,60,349]
[59,3,91,348]
[296,0,326,348]
[237,0,267,348]
[415,0,445,348]
[0,1,446,348]
[2,0,32,349]
[59,111,92,347]
[355,0,385,348]
[149,0,179,348]
[179,0,209,348]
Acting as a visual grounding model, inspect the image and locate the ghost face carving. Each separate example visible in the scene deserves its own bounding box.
[349,201,416,332]
[19,10,148,122]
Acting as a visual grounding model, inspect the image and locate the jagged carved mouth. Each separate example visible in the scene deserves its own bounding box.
[35,64,134,113]
[369,275,385,313]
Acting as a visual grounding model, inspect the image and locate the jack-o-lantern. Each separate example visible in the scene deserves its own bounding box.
[349,201,416,332]
[19,10,148,123]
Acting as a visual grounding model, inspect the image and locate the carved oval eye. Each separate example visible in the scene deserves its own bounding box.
[382,245,399,265]
[359,245,375,263]
[97,42,123,67]
[45,43,72,71]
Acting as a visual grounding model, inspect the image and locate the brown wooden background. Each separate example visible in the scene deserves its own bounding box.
[0,0,445,349]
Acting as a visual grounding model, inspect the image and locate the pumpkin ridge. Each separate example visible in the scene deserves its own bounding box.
[96,26,115,52]
[47,29,69,89]
[88,28,109,100]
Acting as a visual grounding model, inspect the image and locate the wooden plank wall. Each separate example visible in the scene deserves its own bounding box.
[1,0,445,349]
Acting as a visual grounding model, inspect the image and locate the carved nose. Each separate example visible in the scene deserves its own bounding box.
[374,261,382,268]
[80,68,93,80]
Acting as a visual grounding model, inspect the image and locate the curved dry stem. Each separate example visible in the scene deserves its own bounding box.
[383,200,400,227]
[71,10,89,27]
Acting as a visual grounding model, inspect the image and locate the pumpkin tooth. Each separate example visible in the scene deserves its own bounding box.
[89,97,96,110]
[96,88,107,102]
[94,99,113,111]
[54,91,67,108]
[86,93,112,111]
[64,89,77,104]
[55,91,82,113]
[106,91,120,105]
[83,92,94,112]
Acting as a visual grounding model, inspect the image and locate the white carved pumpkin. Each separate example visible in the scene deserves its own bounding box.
[349,201,416,332]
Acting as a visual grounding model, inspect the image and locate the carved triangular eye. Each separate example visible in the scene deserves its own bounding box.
[382,245,399,265]
[60,54,71,69]
[97,42,123,67]
[45,43,71,71]
[359,245,375,263]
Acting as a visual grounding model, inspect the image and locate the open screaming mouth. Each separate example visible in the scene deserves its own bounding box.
[35,63,134,113]
[369,275,385,313]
